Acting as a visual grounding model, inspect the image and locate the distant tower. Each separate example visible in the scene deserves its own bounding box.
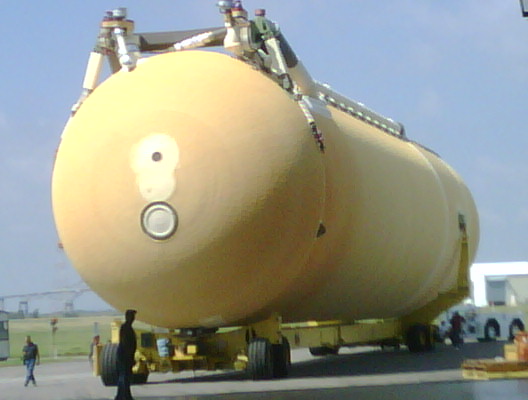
[18,300,29,317]
[64,301,74,315]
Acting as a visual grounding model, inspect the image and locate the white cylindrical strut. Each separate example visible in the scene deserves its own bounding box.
[265,37,289,76]
[82,52,104,90]
[71,51,105,115]
[114,28,135,70]
[174,32,217,51]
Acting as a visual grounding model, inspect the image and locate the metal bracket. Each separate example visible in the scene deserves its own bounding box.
[71,8,138,115]
[70,2,326,153]
[216,3,325,151]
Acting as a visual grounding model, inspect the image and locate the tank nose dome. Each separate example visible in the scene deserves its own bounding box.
[52,51,326,328]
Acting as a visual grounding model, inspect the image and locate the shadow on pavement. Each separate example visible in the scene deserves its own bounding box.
[146,341,506,385]
[289,341,505,378]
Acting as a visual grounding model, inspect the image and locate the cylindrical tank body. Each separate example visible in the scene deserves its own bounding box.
[52,51,478,328]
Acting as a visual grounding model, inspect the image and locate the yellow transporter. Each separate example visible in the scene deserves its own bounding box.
[53,4,479,382]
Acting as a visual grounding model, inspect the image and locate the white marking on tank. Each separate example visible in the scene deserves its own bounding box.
[131,133,180,201]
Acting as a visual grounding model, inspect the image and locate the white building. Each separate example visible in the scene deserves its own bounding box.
[470,262,528,307]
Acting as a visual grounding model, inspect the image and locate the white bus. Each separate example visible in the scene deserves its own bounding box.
[0,311,9,361]
[438,303,526,342]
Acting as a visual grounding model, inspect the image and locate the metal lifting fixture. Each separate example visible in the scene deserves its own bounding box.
[71,1,405,151]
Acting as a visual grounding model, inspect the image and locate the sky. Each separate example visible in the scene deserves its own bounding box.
[0,1,527,312]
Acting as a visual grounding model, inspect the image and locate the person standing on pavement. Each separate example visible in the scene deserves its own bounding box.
[22,335,40,387]
[115,309,137,400]
[88,335,100,370]
[449,311,466,348]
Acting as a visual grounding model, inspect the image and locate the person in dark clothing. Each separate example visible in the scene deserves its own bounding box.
[449,311,466,348]
[88,335,100,370]
[22,336,40,387]
[115,309,137,400]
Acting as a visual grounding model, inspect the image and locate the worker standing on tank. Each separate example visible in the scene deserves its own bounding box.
[449,311,466,348]
[115,310,137,400]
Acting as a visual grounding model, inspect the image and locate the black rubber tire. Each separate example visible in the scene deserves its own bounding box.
[406,324,433,353]
[247,338,273,380]
[380,338,402,350]
[100,343,119,386]
[309,347,325,356]
[509,319,525,341]
[131,371,149,385]
[309,346,339,356]
[272,338,290,378]
[484,320,500,342]
[431,325,442,343]
[100,343,147,385]
[284,338,292,366]
[424,326,435,351]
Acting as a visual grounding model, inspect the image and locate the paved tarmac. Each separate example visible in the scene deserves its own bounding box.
[0,341,526,399]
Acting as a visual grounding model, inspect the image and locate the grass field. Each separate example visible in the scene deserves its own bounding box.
[1,315,123,366]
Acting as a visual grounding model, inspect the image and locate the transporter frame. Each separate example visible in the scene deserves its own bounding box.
[94,215,469,383]
[76,2,475,383]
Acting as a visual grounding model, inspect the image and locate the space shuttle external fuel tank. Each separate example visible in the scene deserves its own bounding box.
[52,2,478,355]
